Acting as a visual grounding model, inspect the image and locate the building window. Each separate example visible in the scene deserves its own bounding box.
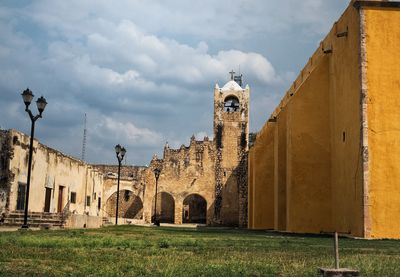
[124,190,130,202]
[86,196,91,206]
[224,96,240,112]
[98,197,101,210]
[16,183,26,211]
[70,192,77,204]
[240,132,247,148]
[93,192,96,200]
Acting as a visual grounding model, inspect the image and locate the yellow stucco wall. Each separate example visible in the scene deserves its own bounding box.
[248,122,275,229]
[275,108,287,231]
[285,56,332,233]
[248,2,367,237]
[365,7,400,238]
[248,149,254,228]
[328,3,363,237]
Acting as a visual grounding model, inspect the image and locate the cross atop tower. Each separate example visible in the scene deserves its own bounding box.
[229,70,235,80]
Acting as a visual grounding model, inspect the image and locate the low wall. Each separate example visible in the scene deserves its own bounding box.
[66,214,103,229]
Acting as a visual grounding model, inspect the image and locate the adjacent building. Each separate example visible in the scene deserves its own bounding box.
[248,0,400,239]
[0,129,104,227]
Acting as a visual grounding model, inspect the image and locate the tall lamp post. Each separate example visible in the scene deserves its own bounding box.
[114,144,126,225]
[153,168,161,226]
[20,88,47,229]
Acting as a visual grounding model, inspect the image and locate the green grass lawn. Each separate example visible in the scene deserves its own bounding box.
[0,225,399,276]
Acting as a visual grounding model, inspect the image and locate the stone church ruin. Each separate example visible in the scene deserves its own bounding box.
[0,74,249,228]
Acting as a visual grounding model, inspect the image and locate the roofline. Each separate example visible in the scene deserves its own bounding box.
[353,1,400,9]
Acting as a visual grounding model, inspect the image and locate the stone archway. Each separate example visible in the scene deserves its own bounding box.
[182,194,207,224]
[105,190,143,219]
[152,192,175,223]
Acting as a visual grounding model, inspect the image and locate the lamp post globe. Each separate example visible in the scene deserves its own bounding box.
[21,88,34,107]
[36,96,47,115]
[120,147,126,157]
[115,144,122,154]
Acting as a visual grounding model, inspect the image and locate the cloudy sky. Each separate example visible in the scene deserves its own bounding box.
[0,0,349,165]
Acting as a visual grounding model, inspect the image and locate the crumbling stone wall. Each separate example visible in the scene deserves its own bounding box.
[0,130,13,217]
[105,189,143,219]
[101,168,147,220]
[237,153,248,227]
[141,137,216,225]
[93,164,147,179]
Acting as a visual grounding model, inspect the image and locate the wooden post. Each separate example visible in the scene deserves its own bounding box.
[334,232,339,269]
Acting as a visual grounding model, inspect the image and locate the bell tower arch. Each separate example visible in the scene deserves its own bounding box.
[213,72,250,226]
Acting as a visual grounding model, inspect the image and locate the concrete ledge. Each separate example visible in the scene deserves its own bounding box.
[318,268,360,277]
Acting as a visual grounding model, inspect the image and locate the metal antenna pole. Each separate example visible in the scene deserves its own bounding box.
[81,113,87,161]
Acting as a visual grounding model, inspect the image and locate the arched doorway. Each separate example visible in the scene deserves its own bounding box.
[152,192,175,223]
[105,190,143,219]
[182,194,207,224]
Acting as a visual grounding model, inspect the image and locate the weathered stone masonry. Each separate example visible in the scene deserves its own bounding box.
[0,130,14,219]
[0,77,250,227]
[213,80,250,226]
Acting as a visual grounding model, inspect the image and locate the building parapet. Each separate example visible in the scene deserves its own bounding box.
[92,164,147,180]
[8,129,87,166]
[271,0,400,122]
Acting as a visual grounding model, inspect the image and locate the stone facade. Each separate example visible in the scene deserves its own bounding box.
[102,77,250,227]
[94,165,148,223]
[144,138,216,225]
[0,130,14,219]
[0,77,250,227]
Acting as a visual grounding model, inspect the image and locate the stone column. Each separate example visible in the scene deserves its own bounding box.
[174,195,183,224]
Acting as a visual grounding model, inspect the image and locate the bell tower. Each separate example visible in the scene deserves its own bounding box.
[213,71,250,226]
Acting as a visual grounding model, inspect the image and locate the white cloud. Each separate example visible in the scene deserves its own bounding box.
[95,117,163,146]
[32,15,280,93]
[0,0,350,164]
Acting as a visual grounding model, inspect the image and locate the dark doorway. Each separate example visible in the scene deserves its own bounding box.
[182,194,207,224]
[153,192,175,223]
[57,186,64,213]
[16,183,26,211]
[44,187,52,212]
